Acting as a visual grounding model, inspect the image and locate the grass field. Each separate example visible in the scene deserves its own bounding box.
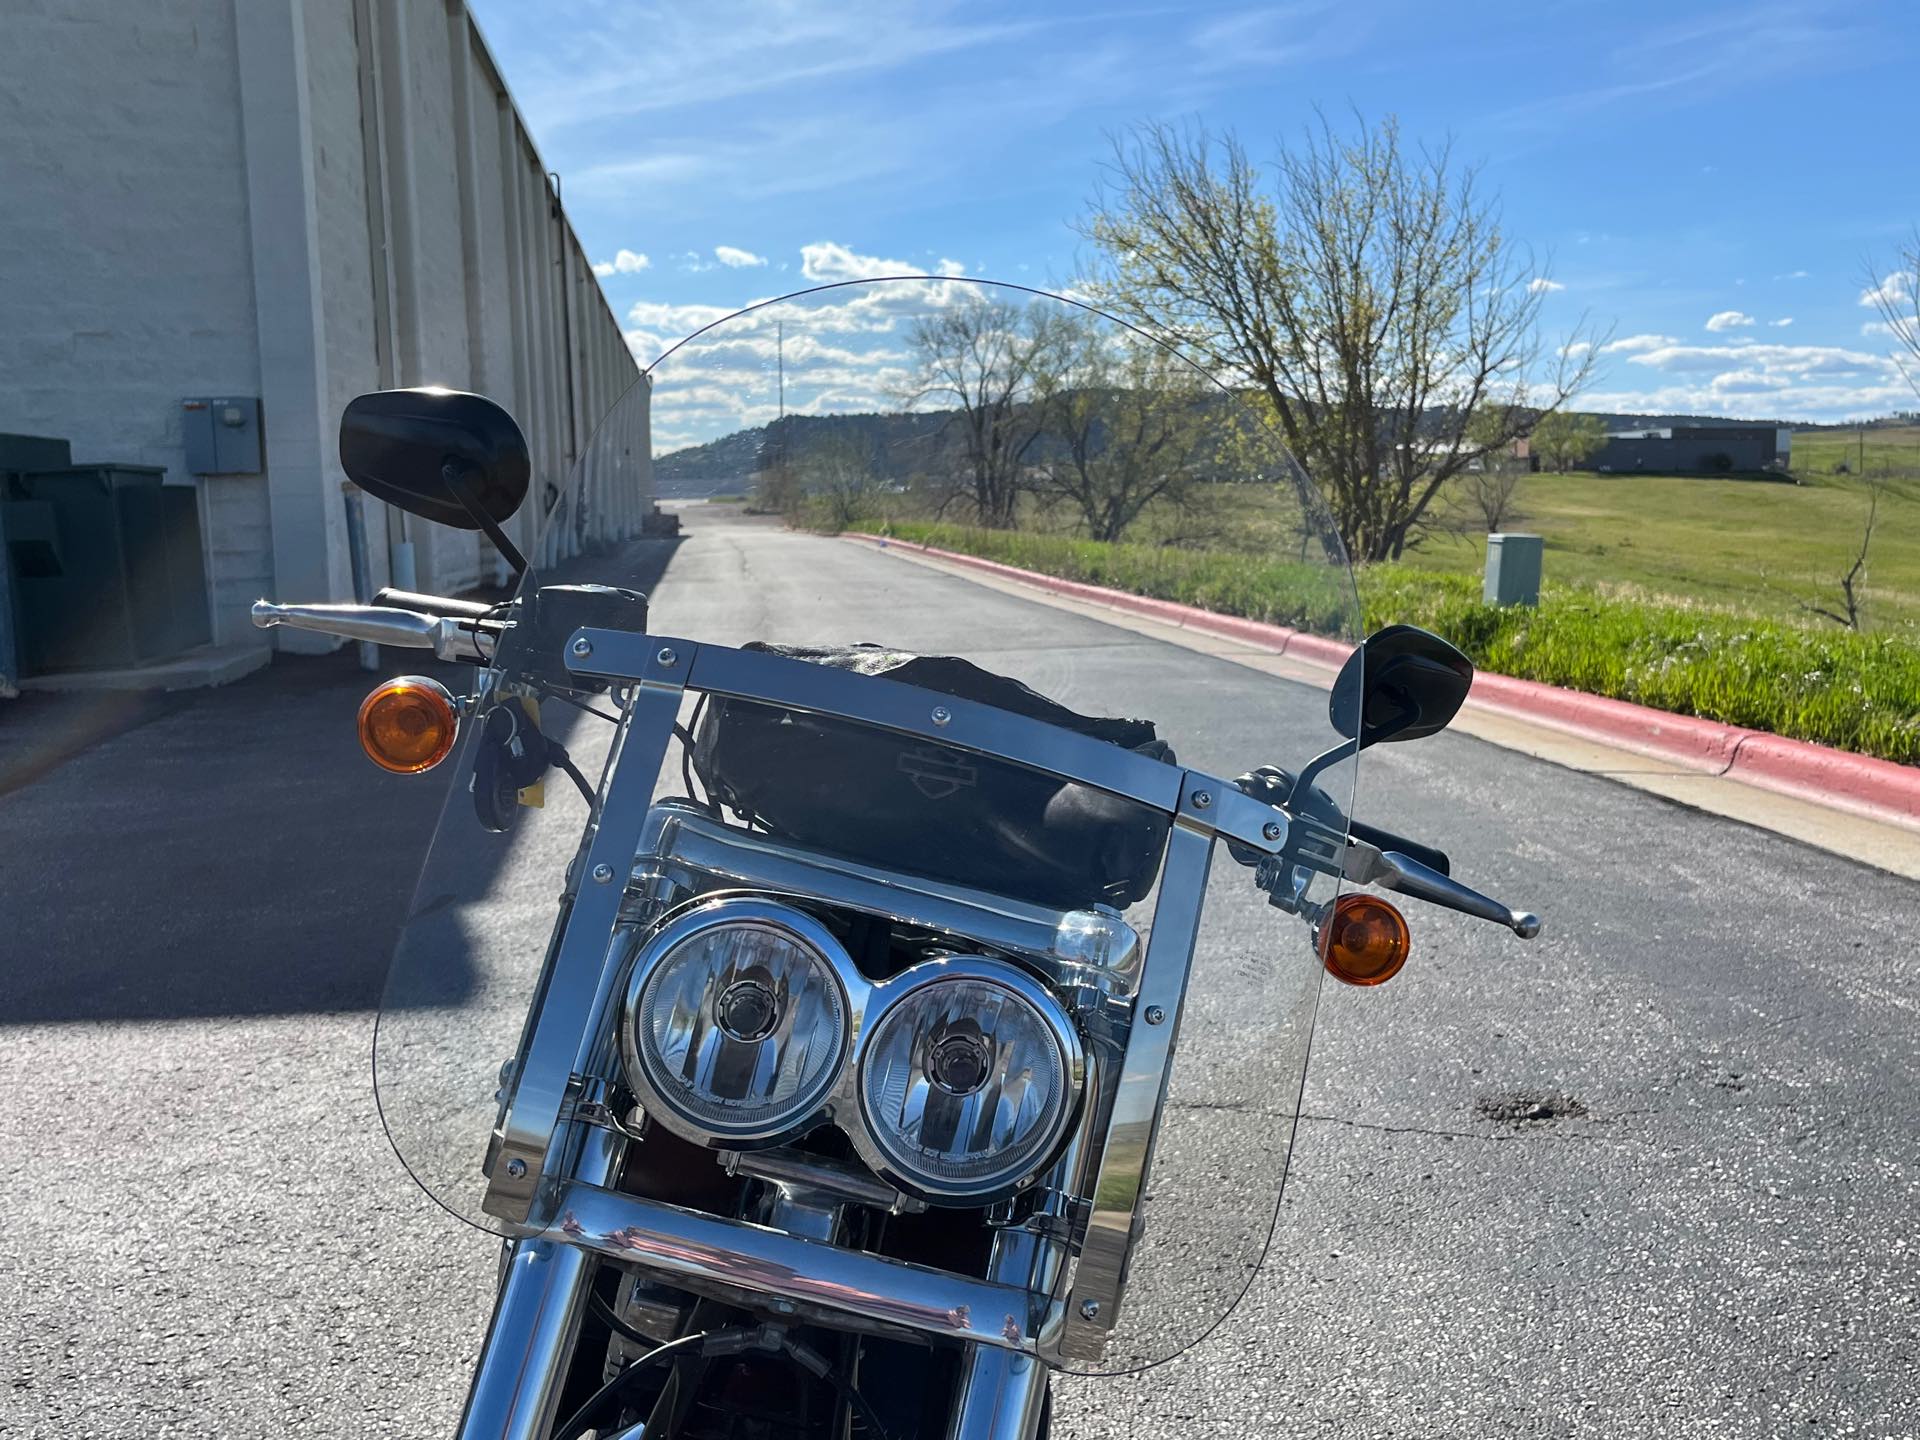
[1068,428,1920,633]
[1401,466,1920,632]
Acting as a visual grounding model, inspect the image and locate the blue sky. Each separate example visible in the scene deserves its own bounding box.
[469,0,1919,423]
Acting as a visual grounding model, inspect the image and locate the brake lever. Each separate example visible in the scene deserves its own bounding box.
[1344,841,1541,939]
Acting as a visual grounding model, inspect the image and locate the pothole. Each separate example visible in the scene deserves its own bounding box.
[1474,1091,1589,1125]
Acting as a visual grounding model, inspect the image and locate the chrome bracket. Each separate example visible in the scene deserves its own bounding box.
[481,637,692,1225]
[988,1186,1093,1248]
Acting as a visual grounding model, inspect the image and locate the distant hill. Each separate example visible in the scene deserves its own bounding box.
[652,403,1803,498]
[1584,411,1792,432]
[653,412,955,498]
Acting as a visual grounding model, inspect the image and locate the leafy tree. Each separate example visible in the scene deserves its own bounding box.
[796,429,884,532]
[1078,113,1602,561]
[1529,411,1607,472]
[1032,316,1209,542]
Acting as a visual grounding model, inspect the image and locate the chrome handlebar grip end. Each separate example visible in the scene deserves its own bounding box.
[1346,842,1541,940]
[247,599,439,649]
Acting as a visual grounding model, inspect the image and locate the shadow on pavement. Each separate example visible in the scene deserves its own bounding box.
[0,534,684,1026]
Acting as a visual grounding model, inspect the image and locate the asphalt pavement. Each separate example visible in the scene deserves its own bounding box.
[2,504,1915,1438]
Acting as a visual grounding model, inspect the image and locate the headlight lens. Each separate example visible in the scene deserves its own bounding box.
[859,973,1077,1197]
[630,912,848,1140]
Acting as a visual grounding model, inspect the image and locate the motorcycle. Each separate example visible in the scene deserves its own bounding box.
[253,279,1537,1438]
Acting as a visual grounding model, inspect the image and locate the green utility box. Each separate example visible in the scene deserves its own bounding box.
[1484,532,1543,608]
[2,465,211,673]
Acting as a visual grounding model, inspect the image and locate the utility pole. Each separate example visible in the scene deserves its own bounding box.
[777,319,785,419]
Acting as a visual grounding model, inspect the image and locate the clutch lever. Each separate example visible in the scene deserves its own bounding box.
[1344,840,1541,939]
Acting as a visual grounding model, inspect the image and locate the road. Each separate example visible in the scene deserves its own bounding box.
[3,504,1915,1438]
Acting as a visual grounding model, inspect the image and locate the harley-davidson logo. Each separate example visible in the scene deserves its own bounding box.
[898,745,978,801]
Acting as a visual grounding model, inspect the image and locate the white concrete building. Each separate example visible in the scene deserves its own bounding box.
[0,0,649,684]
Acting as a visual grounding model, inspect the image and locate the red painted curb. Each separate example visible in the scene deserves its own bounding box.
[1727,733,1920,825]
[849,533,1920,830]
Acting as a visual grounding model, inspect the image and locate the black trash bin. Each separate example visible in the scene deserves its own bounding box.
[2,465,212,673]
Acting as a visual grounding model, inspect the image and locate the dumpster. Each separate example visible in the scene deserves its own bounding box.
[2,465,211,673]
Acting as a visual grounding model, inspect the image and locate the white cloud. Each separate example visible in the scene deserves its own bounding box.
[1769,317,1793,327]
[800,241,964,282]
[1861,318,1918,345]
[1585,335,1912,420]
[714,245,767,268]
[1527,277,1565,295]
[1773,269,1810,280]
[1704,310,1755,332]
[1860,271,1914,308]
[1601,333,1680,355]
[590,248,651,277]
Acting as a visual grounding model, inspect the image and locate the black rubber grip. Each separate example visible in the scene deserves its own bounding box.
[1348,818,1450,876]
[374,587,497,620]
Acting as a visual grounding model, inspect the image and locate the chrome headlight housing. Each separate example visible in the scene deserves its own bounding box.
[619,898,1083,1201]
[621,901,850,1143]
[857,964,1082,1201]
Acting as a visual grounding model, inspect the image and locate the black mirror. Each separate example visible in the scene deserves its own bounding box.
[340,388,530,532]
[1330,624,1473,746]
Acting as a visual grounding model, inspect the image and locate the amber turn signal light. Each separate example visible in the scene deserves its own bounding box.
[358,676,459,774]
[1321,891,1411,987]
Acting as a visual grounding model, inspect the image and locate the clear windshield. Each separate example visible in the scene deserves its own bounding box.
[372,279,1362,1375]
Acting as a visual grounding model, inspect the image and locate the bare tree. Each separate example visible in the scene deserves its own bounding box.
[908,297,1060,528]
[1452,465,1526,535]
[1078,114,1602,561]
[1032,316,1209,542]
[1865,229,1920,396]
[1801,471,1885,631]
[1445,406,1529,534]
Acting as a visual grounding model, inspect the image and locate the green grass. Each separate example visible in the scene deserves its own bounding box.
[1790,424,1920,479]
[1399,466,1920,632]
[869,520,1920,764]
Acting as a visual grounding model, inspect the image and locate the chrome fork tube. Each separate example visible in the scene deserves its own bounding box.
[943,1230,1058,1440]
[457,1129,623,1440]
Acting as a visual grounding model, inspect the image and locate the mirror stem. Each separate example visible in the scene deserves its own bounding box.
[443,460,530,579]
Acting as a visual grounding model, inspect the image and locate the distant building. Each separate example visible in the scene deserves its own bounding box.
[1586,426,1791,474]
[2,1,648,689]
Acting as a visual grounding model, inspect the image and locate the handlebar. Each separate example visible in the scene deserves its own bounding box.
[250,597,500,663]
[1347,818,1449,877]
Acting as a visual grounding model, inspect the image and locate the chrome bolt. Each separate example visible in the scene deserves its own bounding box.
[1191,790,1212,810]
[930,705,952,727]
[1263,820,1283,841]
[1079,1299,1101,1321]
[592,863,615,884]
[504,1158,527,1180]
[570,637,593,658]
[656,646,678,666]
[1144,1005,1167,1026]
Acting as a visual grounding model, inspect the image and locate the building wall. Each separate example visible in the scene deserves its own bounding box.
[0,0,271,643]
[1589,426,1784,474]
[0,0,645,667]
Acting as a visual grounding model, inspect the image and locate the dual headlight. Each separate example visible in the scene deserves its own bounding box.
[620,898,1082,1202]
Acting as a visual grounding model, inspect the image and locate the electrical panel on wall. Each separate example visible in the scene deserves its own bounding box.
[181,397,263,476]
